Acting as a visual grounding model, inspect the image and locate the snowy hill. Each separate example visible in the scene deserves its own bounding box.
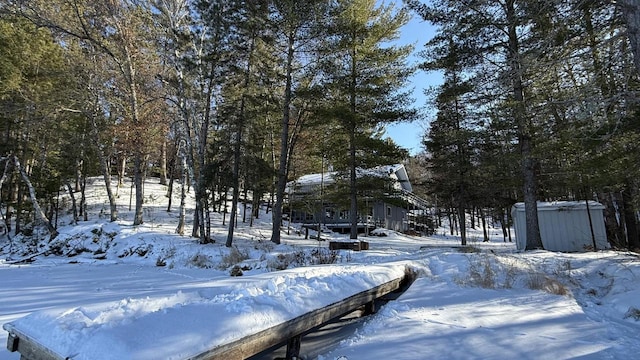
[1,177,640,359]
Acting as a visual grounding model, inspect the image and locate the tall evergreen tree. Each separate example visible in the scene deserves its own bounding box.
[423,39,476,246]
[410,0,548,249]
[218,0,271,247]
[320,0,415,239]
[0,16,70,236]
[270,0,331,244]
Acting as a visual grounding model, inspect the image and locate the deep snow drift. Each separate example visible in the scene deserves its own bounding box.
[1,177,640,359]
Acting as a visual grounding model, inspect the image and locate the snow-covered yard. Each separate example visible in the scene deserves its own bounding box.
[1,178,640,359]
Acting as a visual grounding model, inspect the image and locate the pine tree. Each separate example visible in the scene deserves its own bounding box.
[0,16,69,236]
[423,39,476,245]
[320,0,415,239]
[411,0,547,249]
[270,0,331,244]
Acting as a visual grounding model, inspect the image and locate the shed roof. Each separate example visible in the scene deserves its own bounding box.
[512,201,605,211]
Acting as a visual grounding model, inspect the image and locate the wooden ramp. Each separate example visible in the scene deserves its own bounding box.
[5,268,415,360]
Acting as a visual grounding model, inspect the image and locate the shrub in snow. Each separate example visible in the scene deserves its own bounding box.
[267,251,305,271]
[189,253,214,268]
[217,247,250,270]
[624,307,640,321]
[266,248,341,271]
[229,265,243,277]
[458,245,481,253]
[467,255,496,289]
[156,245,176,267]
[310,248,339,264]
[526,273,570,296]
[118,243,153,258]
[370,228,387,237]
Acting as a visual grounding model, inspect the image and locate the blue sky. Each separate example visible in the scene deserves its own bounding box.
[383,3,442,156]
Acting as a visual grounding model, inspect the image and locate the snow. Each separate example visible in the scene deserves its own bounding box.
[1,177,640,360]
[4,264,406,360]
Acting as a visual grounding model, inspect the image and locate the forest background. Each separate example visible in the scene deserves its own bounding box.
[0,0,640,253]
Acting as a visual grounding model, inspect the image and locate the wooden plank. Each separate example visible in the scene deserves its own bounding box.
[188,274,406,360]
[329,241,368,251]
[4,324,66,360]
[285,335,301,359]
[7,332,19,352]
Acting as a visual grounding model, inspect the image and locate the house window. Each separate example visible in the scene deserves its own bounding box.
[387,206,391,217]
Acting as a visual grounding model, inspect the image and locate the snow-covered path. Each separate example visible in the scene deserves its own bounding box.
[321,278,616,360]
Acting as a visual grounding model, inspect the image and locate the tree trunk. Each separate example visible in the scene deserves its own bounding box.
[458,203,466,246]
[226,126,243,247]
[205,195,211,243]
[618,0,640,74]
[176,151,188,235]
[622,182,640,250]
[226,34,256,247]
[349,126,359,240]
[81,176,88,221]
[222,188,229,226]
[15,182,23,236]
[0,159,13,233]
[87,95,118,221]
[271,26,296,245]
[166,175,174,212]
[242,187,248,223]
[453,207,459,235]
[470,207,475,229]
[13,156,58,239]
[506,0,543,250]
[194,73,213,244]
[500,207,508,242]
[66,183,78,225]
[159,139,168,185]
[599,192,623,248]
[133,153,144,225]
[118,156,126,187]
[480,208,489,242]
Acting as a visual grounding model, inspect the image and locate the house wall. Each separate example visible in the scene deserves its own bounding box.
[291,201,408,232]
[372,202,407,232]
[512,201,609,252]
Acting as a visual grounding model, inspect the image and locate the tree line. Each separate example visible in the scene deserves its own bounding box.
[3,0,638,252]
[411,0,640,251]
[0,0,414,246]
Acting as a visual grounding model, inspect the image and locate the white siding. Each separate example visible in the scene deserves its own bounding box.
[511,201,609,252]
